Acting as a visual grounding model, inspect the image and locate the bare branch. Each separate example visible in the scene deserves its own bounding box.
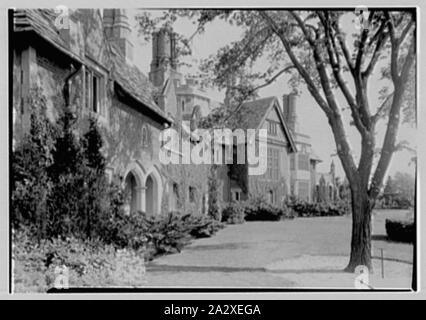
[258,11,332,116]
[398,18,414,47]
[362,18,390,78]
[260,11,358,182]
[249,65,295,93]
[335,23,354,72]
[355,19,371,74]
[386,12,399,82]
[318,11,369,138]
[369,36,416,198]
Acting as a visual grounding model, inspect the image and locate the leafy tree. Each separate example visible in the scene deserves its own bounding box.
[49,108,82,179]
[138,9,416,271]
[12,89,57,239]
[383,176,396,195]
[392,171,415,206]
[83,117,106,173]
[80,118,109,238]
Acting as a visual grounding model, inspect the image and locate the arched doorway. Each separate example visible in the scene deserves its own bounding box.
[124,172,138,214]
[142,167,163,215]
[145,175,156,215]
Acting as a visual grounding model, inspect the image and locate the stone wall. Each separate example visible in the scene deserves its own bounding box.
[12,9,211,217]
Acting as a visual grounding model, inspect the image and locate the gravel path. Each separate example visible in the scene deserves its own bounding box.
[145,210,414,288]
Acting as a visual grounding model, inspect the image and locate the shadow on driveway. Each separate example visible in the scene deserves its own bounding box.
[147,264,347,275]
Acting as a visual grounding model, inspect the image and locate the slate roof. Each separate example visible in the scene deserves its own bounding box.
[14,9,85,64]
[226,97,276,130]
[13,9,171,124]
[109,43,172,123]
[226,96,297,151]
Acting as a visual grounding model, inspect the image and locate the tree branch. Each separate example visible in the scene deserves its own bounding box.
[318,11,369,137]
[369,36,415,198]
[249,65,296,93]
[386,12,399,82]
[260,11,358,183]
[362,17,390,79]
[259,11,332,116]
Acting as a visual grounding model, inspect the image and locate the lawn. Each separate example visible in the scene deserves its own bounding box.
[145,209,414,288]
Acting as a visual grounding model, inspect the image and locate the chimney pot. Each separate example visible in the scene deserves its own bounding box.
[282,93,298,133]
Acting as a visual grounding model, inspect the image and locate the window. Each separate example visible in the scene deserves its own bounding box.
[267,120,278,136]
[297,153,310,171]
[298,181,310,201]
[189,186,196,203]
[85,68,105,116]
[170,183,179,211]
[290,154,295,170]
[268,190,274,204]
[181,100,185,112]
[267,148,280,180]
[92,74,98,113]
[232,189,241,202]
[142,126,150,147]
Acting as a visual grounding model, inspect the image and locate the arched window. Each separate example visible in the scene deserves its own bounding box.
[142,126,149,147]
[268,190,274,204]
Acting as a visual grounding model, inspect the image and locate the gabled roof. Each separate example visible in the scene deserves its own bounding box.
[13,9,84,63]
[109,43,172,124]
[13,9,171,125]
[226,96,297,152]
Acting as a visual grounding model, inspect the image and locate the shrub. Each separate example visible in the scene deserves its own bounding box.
[242,196,293,221]
[11,89,57,236]
[101,210,149,251]
[144,212,194,259]
[187,214,225,238]
[12,227,147,293]
[288,199,350,217]
[221,202,245,224]
[12,96,121,242]
[385,218,415,243]
[143,212,225,259]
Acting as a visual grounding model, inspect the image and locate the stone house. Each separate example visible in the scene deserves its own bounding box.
[12,8,339,218]
[282,94,339,202]
[218,97,297,205]
[12,8,210,216]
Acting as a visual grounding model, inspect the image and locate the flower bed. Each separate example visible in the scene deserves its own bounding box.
[12,229,147,293]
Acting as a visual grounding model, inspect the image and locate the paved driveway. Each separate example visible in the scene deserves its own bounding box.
[145,210,414,288]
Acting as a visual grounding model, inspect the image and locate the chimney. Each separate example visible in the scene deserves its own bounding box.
[149,27,180,87]
[282,94,298,133]
[103,9,134,62]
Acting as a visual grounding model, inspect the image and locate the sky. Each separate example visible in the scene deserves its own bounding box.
[127,9,416,180]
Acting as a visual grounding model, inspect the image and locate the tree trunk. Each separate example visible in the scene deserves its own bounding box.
[345,186,373,273]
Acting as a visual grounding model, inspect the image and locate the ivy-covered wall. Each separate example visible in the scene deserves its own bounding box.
[12,9,211,217]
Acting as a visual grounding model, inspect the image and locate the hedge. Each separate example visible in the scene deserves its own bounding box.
[385,219,415,243]
[242,197,294,221]
[288,199,350,217]
[221,202,245,224]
